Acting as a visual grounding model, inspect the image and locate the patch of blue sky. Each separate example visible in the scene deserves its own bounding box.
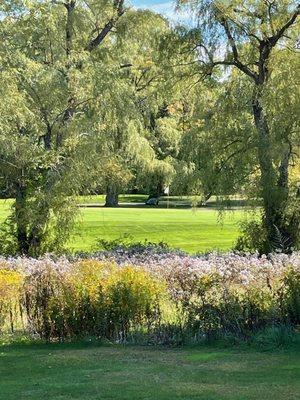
[127,0,194,26]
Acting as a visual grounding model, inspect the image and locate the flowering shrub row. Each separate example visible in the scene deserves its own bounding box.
[0,251,299,343]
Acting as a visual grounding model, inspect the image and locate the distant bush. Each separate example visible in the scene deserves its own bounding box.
[235,220,267,254]
[0,252,299,344]
[94,235,170,253]
[235,219,300,254]
[279,267,300,325]
[251,325,295,350]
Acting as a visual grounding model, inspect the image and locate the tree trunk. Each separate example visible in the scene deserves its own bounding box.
[65,0,75,58]
[27,206,49,257]
[149,180,164,199]
[252,86,293,252]
[105,183,119,207]
[201,191,212,206]
[15,183,29,255]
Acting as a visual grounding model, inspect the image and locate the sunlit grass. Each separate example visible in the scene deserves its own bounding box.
[0,195,252,253]
[71,207,244,253]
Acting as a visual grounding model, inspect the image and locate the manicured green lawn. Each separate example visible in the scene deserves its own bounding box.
[0,196,248,253]
[71,207,243,253]
[1,341,299,400]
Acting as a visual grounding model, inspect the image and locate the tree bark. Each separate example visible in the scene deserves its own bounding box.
[27,205,49,257]
[65,0,75,58]
[15,182,29,255]
[105,183,119,207]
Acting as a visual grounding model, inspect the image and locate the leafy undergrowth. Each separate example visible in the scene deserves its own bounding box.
[0,339,300,400]
[0,253,300,343]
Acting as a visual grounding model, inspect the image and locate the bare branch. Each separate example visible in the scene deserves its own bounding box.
[265,0,276,35]
[269,4,300,46]
[120,63,133,68]
[227,11,262,42]
[86,0,125,51]
[219,18,258,81]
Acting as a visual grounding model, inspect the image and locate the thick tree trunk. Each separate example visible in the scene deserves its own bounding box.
[252,86,293,252]
[149,181,164,199]
[215,7,300,253]
[27,205,49,257]
[105,183,119,207]
[15,183,29,255]
[65,0,75,58]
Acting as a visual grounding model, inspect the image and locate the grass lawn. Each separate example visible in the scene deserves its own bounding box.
[0,199,11,222]
[71,207,244,253]
[0,196,250,253]
[1,341,299,400]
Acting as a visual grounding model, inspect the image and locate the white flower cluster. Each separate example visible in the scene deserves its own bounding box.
[1,251,299,286]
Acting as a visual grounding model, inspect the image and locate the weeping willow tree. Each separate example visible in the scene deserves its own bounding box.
[0,1,176,256]
[0,0,108,255]
[82,10,172,208]
[0,1,168,254]
[170,0,300,253]
[98,9,188,204]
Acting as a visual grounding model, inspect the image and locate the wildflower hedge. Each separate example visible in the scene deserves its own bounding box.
[0,250,299,343]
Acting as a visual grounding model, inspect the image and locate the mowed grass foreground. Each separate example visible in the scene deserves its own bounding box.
[1,341,299,400]
[0,197,246,253]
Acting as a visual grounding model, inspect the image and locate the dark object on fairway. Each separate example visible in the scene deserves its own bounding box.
[145,197,159,206]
